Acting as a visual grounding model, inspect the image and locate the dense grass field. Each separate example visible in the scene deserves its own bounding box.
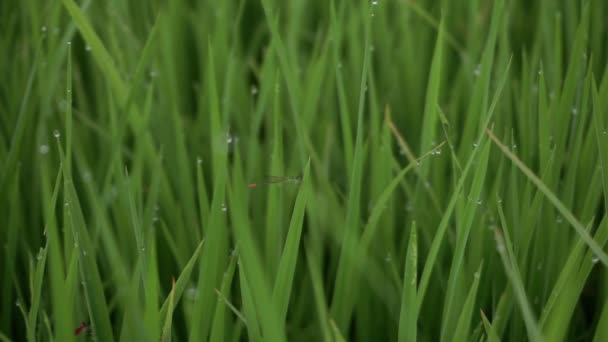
[2,0,608,341]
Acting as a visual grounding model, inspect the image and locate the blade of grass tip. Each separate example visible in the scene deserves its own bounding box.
[398,223,417,342]
[361,143,443,250]
[440,141,491,342]
[209,251,239,342]
[494,229,543,342]
[480,310,501,342]
[418,17,444,178]
[452,261,483,342]
[125,168,147,293]
[160,277,176,342]
[331,0,373,330]
[26,242,48,342]
[40,164,69,341]
[123,13,162,113]
[159,238,205,319]
[417,55,512,314]
[487,129,608,266]
[272,160,311,323]
[304,244,333,342]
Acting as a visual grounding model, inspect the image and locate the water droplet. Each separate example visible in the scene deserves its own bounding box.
[592,256,600,264]
[250,85,258,95]
[556,216,563,224]
[477,199,482,205]
[197,157,203,164]
[83,250,87,256]
[64,201,70,207]
[16,301,20,307]
[85,45,92,52]
[39,144,49,154]
[221,203,227,212]
[538,69,542,75]
[406,202,413,212]
[41,26,47,32]
[141,247,145,252]
[67,41,71,46]
[384,253,392,263]
[149,70,158,78]
[473,64,481,77]
[497,198,503,204]
[372,0,378,5]
[53,129,60,138]
[512,144,517,150]
[337,62,343,69]
[473,143,478,148]
[474,271,480,279]
[226,133,239,145]
[186,286,198,301]
[152,216,159,222]
[571,107,578,116]
[434,149,442,155]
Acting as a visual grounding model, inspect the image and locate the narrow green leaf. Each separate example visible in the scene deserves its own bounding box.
[487,130,608,266]
[452,261,483,342]
[160,278,176,342]
[398,223,417,342]
[480,310,501,342]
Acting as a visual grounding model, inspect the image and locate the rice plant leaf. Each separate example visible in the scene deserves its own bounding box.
[398,223,417,342]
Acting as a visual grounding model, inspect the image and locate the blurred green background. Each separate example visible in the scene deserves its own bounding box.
[1,0,608,341]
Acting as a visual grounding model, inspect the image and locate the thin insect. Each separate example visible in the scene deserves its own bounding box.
[74,321,88,336]
[248,175,302,188]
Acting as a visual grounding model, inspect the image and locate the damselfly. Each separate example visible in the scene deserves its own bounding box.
[248,175,302,188]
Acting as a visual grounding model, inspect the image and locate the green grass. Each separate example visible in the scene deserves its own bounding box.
[2,0,608,341]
